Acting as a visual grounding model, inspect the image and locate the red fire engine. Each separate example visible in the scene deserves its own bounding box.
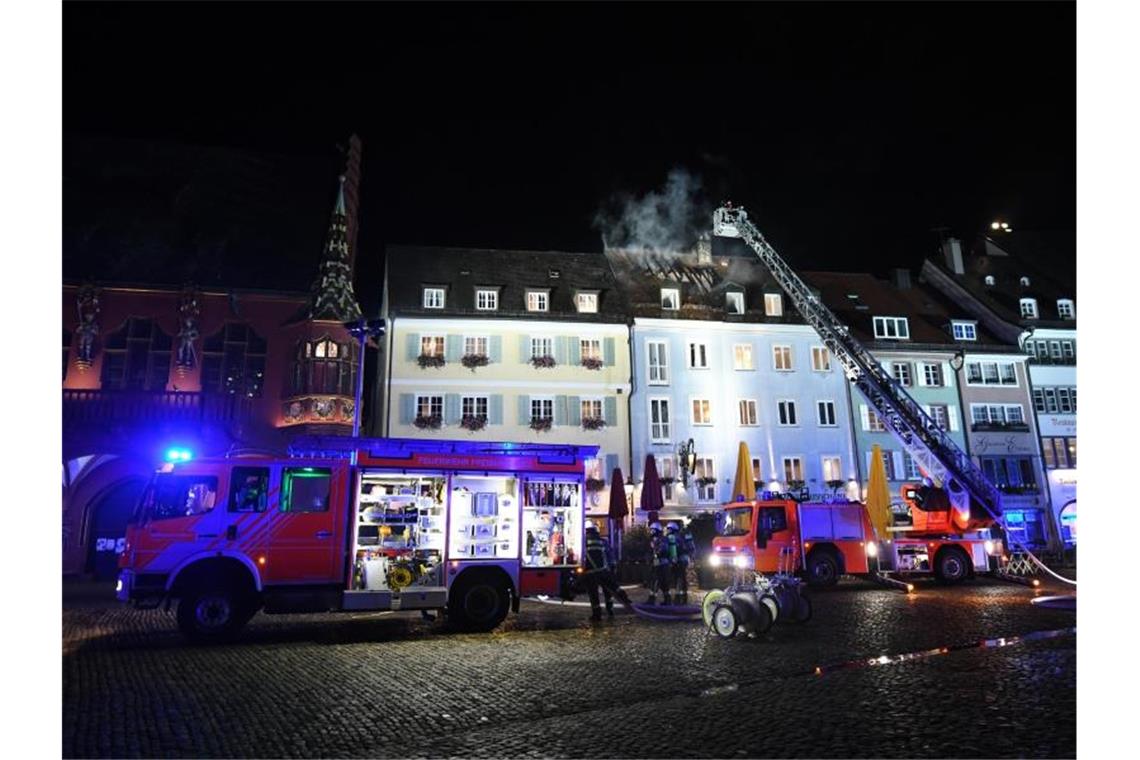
[117,437,597,640]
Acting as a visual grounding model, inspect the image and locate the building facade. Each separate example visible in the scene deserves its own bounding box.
[380,246,632,525]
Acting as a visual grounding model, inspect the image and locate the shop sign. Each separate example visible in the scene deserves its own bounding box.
[1038,415,1076,436]
[972,434,1036,455]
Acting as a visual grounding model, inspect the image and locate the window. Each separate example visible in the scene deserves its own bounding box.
[1043,437,1077,469]
[204,322,268,397]
[733,343,754,370]
[878,450,896,480]
[660,287,680,310]
[530,337,553,359]
[423,288,445,309]
[100,317,174,391]
[689,342,709,369]
[464,336,488,357]
[658,456,676,499]
[650,398,671,442]
[811,346,831,372]
[873,316,910,340]
[922,362,943,387]
[530,397,554,423]
[1056,299,1074,320]
[984,275,995,286]
[777,400,797,426]
[782,457,804,483]
[1057,388,1075,413]
[904,453,922,480]
[751,457,764,481]
[417,395,443,419]
[866,409,886,432]
[1061,341,1075,360]
[292,335,355,396]
[817,400,837,426]
[691,398,712,425]
[229,466,269,513]
[580,338,601,362]
[695,458,716,502]
[475,289,498,311]
[772,345,793,371]
[1035,387,1076,414]
[822,457,842,483]
[739,399,758,426]
[970,404,1026,426]
[965,361,1018,386]
[580,398,603,425]
[576,292,598,313]
[647,340,668,384]
[281,467,332,513]
[951,321,977,341]
[979,456,1038,491]
[526,290,549,312]
[462,395,489,420]
[764,293,783,316]
[145,474,218,521]
[1019,298,1038,319]
[726,292,744,315]
[927,404,950,429]
[892,362,912,387]
[420,335,445,357]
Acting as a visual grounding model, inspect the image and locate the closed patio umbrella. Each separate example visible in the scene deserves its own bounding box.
[608,467,629,559]
[731,441,757,502]
[867,443,892,541]
[639,455,664,525]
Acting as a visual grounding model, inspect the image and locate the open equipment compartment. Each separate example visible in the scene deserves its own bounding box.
[449,474,520,560]
[352,472,446,593]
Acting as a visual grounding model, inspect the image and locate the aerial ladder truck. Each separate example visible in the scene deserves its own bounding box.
[710,204,1074,588]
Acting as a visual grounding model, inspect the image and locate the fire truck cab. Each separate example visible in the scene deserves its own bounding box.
[116,437,597,640]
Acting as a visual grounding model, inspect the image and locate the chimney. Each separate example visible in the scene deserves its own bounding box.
[891,268,912,290]
[941,237,964,274]
[695,233,712,265]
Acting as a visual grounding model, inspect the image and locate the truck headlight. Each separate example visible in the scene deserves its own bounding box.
[709,554,722,567]
[732,554,751,569]
[865,542,878,558]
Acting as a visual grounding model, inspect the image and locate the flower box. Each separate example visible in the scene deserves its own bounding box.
[417,354,446,369]
[413,414,442,430]
[461,354,489,371]
[460,414,487,431]
[580,357,604,371]
[529,416,553,432]
[696,476,717,487]
[581,416,606,431]
[530,355,556,369]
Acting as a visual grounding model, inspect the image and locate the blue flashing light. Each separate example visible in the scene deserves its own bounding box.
[165,448,193,463]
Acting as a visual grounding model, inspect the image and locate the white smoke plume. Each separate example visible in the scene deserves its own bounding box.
[594,168,710,254]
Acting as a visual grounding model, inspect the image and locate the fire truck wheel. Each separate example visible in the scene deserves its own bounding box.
[934,547,971,585]
[806,549,840,587]
[448,573,510,632]
[177,588,252,642]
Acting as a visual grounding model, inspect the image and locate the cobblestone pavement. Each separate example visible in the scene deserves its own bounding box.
[62,576,1076,758]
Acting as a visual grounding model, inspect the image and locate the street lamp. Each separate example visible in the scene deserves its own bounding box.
[949,349,965,372]
[678,438,697,486]
[344,318,386,438]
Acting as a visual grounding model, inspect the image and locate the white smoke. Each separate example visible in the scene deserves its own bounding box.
[594,169,709,254]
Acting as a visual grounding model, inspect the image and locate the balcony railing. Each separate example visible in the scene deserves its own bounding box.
[63,389,254,426]
[970,422,1032,433]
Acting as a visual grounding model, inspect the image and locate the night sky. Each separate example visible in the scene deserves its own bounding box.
[64,2,1075,309]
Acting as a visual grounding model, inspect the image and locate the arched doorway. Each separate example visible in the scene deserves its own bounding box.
[85,478,147,581]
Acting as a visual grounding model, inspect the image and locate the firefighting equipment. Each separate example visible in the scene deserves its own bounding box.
[387,563,414,591]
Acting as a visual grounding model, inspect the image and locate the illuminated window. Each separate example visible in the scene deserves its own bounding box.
[575,291,598,313]
[464,336,488,357]
[764,293,783,316]
[691,398,712,425]
[866,409,886,432]
[695,458,717,502]
[1019,298,1038,319]
[649,398,671,442]
[423,288,445,309]
[822,456,842,482]
[726,292,744,314]
[580,339,601,361]
[203,323,268,397]
[475,289,498,311]
[773,345,793,371]
[100,317,174,391]
[660,288,680,310]
[738,399,758,426]
[647,340,668,384]
[733,343,754,370]
[811,346,831,372]
[526,290,549,312]
[782,457,804,483]
[1056,299,1074,319]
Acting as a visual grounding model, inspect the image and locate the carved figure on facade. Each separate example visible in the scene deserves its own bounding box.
[175,286,201,374]
[74,284,101,370]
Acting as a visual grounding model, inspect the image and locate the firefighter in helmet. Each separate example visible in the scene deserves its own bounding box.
[665,522,687,605]
[582,521,630,620]
[648,522,673,605]
[674,520,697,606]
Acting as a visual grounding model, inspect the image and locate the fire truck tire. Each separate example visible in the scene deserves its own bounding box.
[806,549,841,587]
[176,587,253,642]
[448,573,510,632]
[934,547,971,585]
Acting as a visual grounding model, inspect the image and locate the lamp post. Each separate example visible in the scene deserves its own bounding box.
[344,318,386,438]
[678,438,696,487]
[949,349,965,373]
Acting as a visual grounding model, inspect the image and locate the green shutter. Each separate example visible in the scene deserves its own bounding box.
[399,394,415,424]
[518,395,530,425]
[554,336,567,364]
[446,335,463,362]
[554,395,567,426]
[568,396,581,426]
[568,338,581,366]
[444,394,461,425]
[604,396,617,426]
[489,335,502,363]
[489,394,503,424]
[603,337,616,366]
[406,333,420,361]
[519,335,530,363]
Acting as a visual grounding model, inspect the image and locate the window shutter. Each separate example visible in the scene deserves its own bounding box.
[406,333,420,361]
[489,394,503,425]
[916,363,927,387]
[568,338,581,366]
[865,451,873,474]
[554,395,567,426]
[554,336,567,364]
[604,396,617,426]
[399,394,415,425]
[605,454,619,482]
[568,396,582,426]
[444,394,460,425]
[603,337,616,366]
[892,452,905,480]
[518,395,530,424]
[948,405,960,432]
[489,335,502,363]
[942,362,953,387]
[860,404,870,431]
[520,335,530,363]
[446,335,463,362]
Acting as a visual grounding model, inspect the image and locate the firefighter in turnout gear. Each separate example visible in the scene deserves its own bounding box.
[582,522,630,620]
[648,522,674,605]
[674,521,696,606]
[665,522,687,605]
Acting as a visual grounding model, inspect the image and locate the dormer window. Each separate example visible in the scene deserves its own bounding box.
[984,275,995,286]
[1057,299,1074,320]
[872,316,910,340]
[475,288,499,311]
[423,287,445,309]
[1019,276,1031,287]
[526,290,550,312]
[951,320,977,341]
[661,287,680,311]
[575,291,599,314]
[725,292,744,315]
[764,293,783,317]
[1020,298,1038,319]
